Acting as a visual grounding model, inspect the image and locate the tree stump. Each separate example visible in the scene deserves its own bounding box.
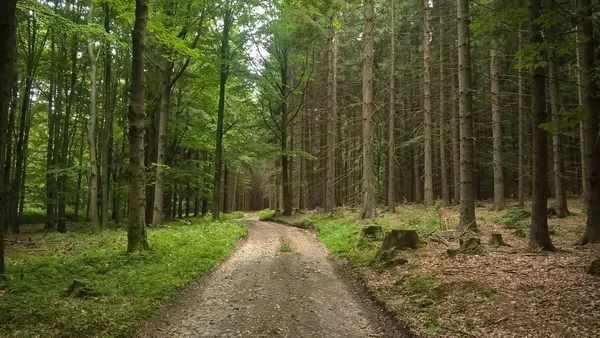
[361,225,383,239]
[380,230,419,250]
[64,280,101,298]
[489,233,509,247]
[459,237,482,254]
[587,258,600,276]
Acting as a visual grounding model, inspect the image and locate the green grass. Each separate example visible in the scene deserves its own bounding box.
[279,244,292,253]
[0,218,247,338]
[258,209,276,220]
[219,211,245,222]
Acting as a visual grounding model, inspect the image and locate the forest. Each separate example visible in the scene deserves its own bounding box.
[1,0,600,337]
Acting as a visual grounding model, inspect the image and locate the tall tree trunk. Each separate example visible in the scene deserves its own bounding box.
[362,0,376,219]
[387,0,396,212]
[549,56,568,218]
[529,0,555,251]
[127,0,149,252]
[491,43,505,210]
[0,0,17,275]
[423,0,434,206]
[87,2,100,229]
[100,2,113,229]
[151,59,172,226]
[457,0,477,232]
[212,8,233,220]
[223,165,230,214]
[439,3,450,207]
[577,46,588,208]
[325,15,337,213]
[518,28,525,207]
[452,69,460,204]
[579,0,600,244]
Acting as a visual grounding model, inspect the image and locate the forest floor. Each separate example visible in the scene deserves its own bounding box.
[0,215,247,338]
[267,200,600,338]
[137,217,407,338]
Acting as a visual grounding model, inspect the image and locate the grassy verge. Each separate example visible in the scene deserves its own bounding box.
[0,218,247,338]
[258,209,276,220]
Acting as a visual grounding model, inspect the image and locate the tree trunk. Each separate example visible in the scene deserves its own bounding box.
[518,28,525,207]
[325,15,337,213]
[457,0,477,232]
[100,2,113,230]
[439,4,450,207]
[223,165,230,214]
[212,8,233,220]
[152,59,172,226]
[577,46,588,209]
[491,43,505,210]
[0,0,17,275]
[46,40,57,231]
[549,56,568,218]
[452,69,460,204]
[362,0,376,219]
[127,0,149,252]
[423,0,434,206]
[529,0,555,251]
[387,0,396,212]
[87,2,100,229]
[579,0,600,244]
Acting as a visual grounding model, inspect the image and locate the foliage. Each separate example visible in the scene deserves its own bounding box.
[219,211,245,222]
[0,219,247,338]
[495,210,531,230]
[258,208,277,220]
[279,244,292,252]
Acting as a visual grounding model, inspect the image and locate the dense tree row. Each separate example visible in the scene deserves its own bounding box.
[1,0,600,274]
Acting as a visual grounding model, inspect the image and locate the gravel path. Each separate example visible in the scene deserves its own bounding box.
[137,219,406,338]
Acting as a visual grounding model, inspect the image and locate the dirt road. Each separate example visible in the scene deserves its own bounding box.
[137,219,406,338]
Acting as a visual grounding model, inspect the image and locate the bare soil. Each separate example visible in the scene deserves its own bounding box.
[136,218,407,338]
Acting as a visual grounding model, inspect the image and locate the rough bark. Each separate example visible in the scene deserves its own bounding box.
[577,46,588,208]
[325,15,337,213]
[548,56,568,218]
[518,28,525,207]
[0,0,17,275]
[457,0,477,232]
[361,0,376,219]
[100,2,113,230]
[579,0,600,244]
[529,0,555,251]
[127,0,149,252]
[152,58,172,226]
[491,43,505,210]
[87,1,100,229]
[423,0,434,206]
[439,5,450,207]
[387,0,396,212]
[451,69,460,204]
[212,8,233,220]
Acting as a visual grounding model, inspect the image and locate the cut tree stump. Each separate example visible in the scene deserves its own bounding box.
[64,279,102,298]
[361,225,383,239]
[588,258,600,276]
[459,237,482,254]
[380,230,419,250]
[489,233,509,247]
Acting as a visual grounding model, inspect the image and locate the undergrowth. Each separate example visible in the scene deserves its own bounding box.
[258,209,276,220]
[219,211,245,222]
[0,218,247,338]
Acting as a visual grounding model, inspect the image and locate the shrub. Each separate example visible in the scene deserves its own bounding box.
[258,209,276,220]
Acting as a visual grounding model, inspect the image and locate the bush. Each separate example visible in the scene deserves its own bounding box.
[495,210,531,230]
[0,219,247,338]
[258,209,276,220]
[219,211,245,222]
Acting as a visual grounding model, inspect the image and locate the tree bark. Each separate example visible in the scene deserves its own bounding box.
[579,0,600,244]
[361,0,376,219]
[548,56,568,218]
[325,15,337,213]
[529,0,555,251]
[388,0,397,212]
[518,28,525,207]
[491,43,505,210]
[127,0,149,252]
[423,0,434,206]
[0,0,17,275]
[439,4,450,207]
[100,2,113,230]
[451,68,460,205]
[457,0,477,232]
[212,8,233,220]
[87,1,100,229]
